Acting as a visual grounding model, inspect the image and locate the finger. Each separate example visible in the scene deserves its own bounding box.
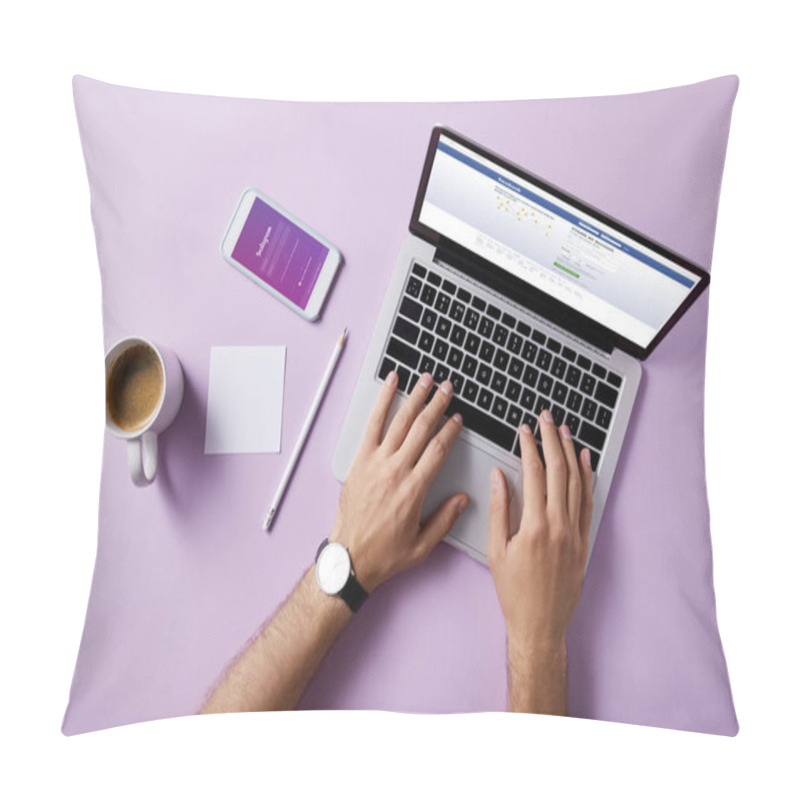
[488,467,510,567]
[559,424,583,530]
[361,371,399,450]
[518,422,546,524]
[538,409,568,518]
[397,380,455,464]
[412,409,462,490]
[417,492,470,558]
[381,372,436,452]
[577,447,594,545]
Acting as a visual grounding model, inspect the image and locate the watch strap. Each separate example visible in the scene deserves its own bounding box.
[315,539,369,612]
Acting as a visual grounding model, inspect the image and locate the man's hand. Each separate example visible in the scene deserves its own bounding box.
[330,371,469,593]
[488,409,593,714]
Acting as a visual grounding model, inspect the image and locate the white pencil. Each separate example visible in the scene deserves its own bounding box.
[263,327,348,531]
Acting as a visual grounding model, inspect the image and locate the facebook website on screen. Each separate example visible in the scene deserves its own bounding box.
[418,135,700,349]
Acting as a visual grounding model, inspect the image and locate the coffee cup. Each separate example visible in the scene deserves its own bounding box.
[105,337,184,486]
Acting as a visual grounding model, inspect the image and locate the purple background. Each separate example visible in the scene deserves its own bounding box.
[64,75,738,735]
[231,196,328,310]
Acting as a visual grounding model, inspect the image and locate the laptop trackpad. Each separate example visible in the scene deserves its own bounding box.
[420,436,521,564]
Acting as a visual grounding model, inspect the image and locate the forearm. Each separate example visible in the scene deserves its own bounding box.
[506,636,567,716]
[200,567,352,714]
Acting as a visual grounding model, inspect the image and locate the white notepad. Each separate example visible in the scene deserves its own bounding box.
[204,346,286,454]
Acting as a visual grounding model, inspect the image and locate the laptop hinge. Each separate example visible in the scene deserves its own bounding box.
[433,240,615,355]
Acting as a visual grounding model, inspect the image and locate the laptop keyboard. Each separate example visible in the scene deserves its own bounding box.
[377,262,623,470]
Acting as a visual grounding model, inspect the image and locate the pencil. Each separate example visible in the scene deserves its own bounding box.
[263,327,348,531]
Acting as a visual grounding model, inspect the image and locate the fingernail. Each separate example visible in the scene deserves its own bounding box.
[560,425,571,440]
[491,467,502,488]
[419,372,433,388]
[520,423,532,435]
[457,496,469,513]
[452,412,463,425]
[440,381,453,396]
[541,409,553,424]
[582,448,592,468]
[385,371,397,386]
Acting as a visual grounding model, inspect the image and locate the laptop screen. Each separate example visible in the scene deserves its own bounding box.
[412,129,708,356]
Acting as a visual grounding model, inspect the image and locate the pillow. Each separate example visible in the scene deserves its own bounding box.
[63,75,738,735]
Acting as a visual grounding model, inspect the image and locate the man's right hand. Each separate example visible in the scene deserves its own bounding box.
[488,409,594,713]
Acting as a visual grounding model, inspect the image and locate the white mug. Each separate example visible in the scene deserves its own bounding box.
[104,336,184,486]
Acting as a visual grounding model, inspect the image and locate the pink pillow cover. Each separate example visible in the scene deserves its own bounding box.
[63,75,738,735]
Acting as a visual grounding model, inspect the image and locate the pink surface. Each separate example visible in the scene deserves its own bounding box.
[64,75,738,734]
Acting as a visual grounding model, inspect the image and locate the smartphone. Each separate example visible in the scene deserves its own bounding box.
[220,188,341,321]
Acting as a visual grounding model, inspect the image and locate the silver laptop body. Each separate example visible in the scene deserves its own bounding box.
[333,127,709,567]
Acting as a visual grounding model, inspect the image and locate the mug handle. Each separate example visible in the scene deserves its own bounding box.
[128,432,158,486]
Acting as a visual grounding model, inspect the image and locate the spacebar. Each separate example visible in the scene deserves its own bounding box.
[444,395,516,452]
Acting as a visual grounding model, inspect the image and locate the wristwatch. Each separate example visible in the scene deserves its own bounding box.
[314,540,369,613]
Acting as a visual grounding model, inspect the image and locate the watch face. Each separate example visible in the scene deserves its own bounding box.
[316,542,351,595]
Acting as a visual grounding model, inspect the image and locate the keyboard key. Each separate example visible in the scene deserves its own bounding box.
[465,309,480,330]
[462,355,478,377]
[433,339,448,360]
[451,325,466,347]
[421,308,437,330]
[447,348,463,370]
[517,321,532,337]
[505,380,521,403]
[536,349,552,371]
[577,354,591,370]
[507,405,523,428]
[451,372,464,396]
[479,341,495,362]
[581,397,598,422]
[492,396,509,419]
[427,272,442,287]
[419,331,434,353]
[435,317,451,338]
[408,372,420,393]
[500,312,514,328]
[379,357,396,380]
[463,380,478,402]
[523,365,539,388]
[465,332,480,354]
[386,336,420,370]
[491,372,507,393]
[400,296,422,322]
[479,316,495,338]
[522,341,537,362]
[534,395,551,414]
[596,406,612,430]
[393,316,419,345]
[442,279,456,294]
[521,388,536,410]
[595,381,619,409]
[552,381,568,404]
[546,338,562,354]
[449,301,466,323]
[551,357,566,379]
[580,373,596,395]
[567,389,583,412]
[492,325,509,347]
[446,395,516,451]
[592,363,607,380]
[472,296,487,312]
[457,287,472,303]
[552,405,565,427]
[579,420,607,451]
[562,347,577,362]
[607,371,622,388]
[565,365,581,388]
[487,304,501,320]
[434,363,450,384]
[508,332,523,354]
[477,363,492,386]
[478,387,493,410]
[565,412,580,436]
[421,284,437,306]
[537,373,554,396]
[396,366,410,392]
[493,349,510,371]
[420,355,435,375]
[435,292,451,314]
[412,263,426,278]
[406,277,422,299]
[509,357,524,379]
[532,329,547,345]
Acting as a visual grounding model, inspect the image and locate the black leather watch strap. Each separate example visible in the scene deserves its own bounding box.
[339,571,369,613]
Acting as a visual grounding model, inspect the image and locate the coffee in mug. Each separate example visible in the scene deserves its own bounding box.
[104,337,184,486]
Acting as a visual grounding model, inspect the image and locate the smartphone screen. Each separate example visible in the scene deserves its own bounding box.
[231,196,330,310]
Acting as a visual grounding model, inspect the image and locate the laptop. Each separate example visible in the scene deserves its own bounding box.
[332,126,709,566]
